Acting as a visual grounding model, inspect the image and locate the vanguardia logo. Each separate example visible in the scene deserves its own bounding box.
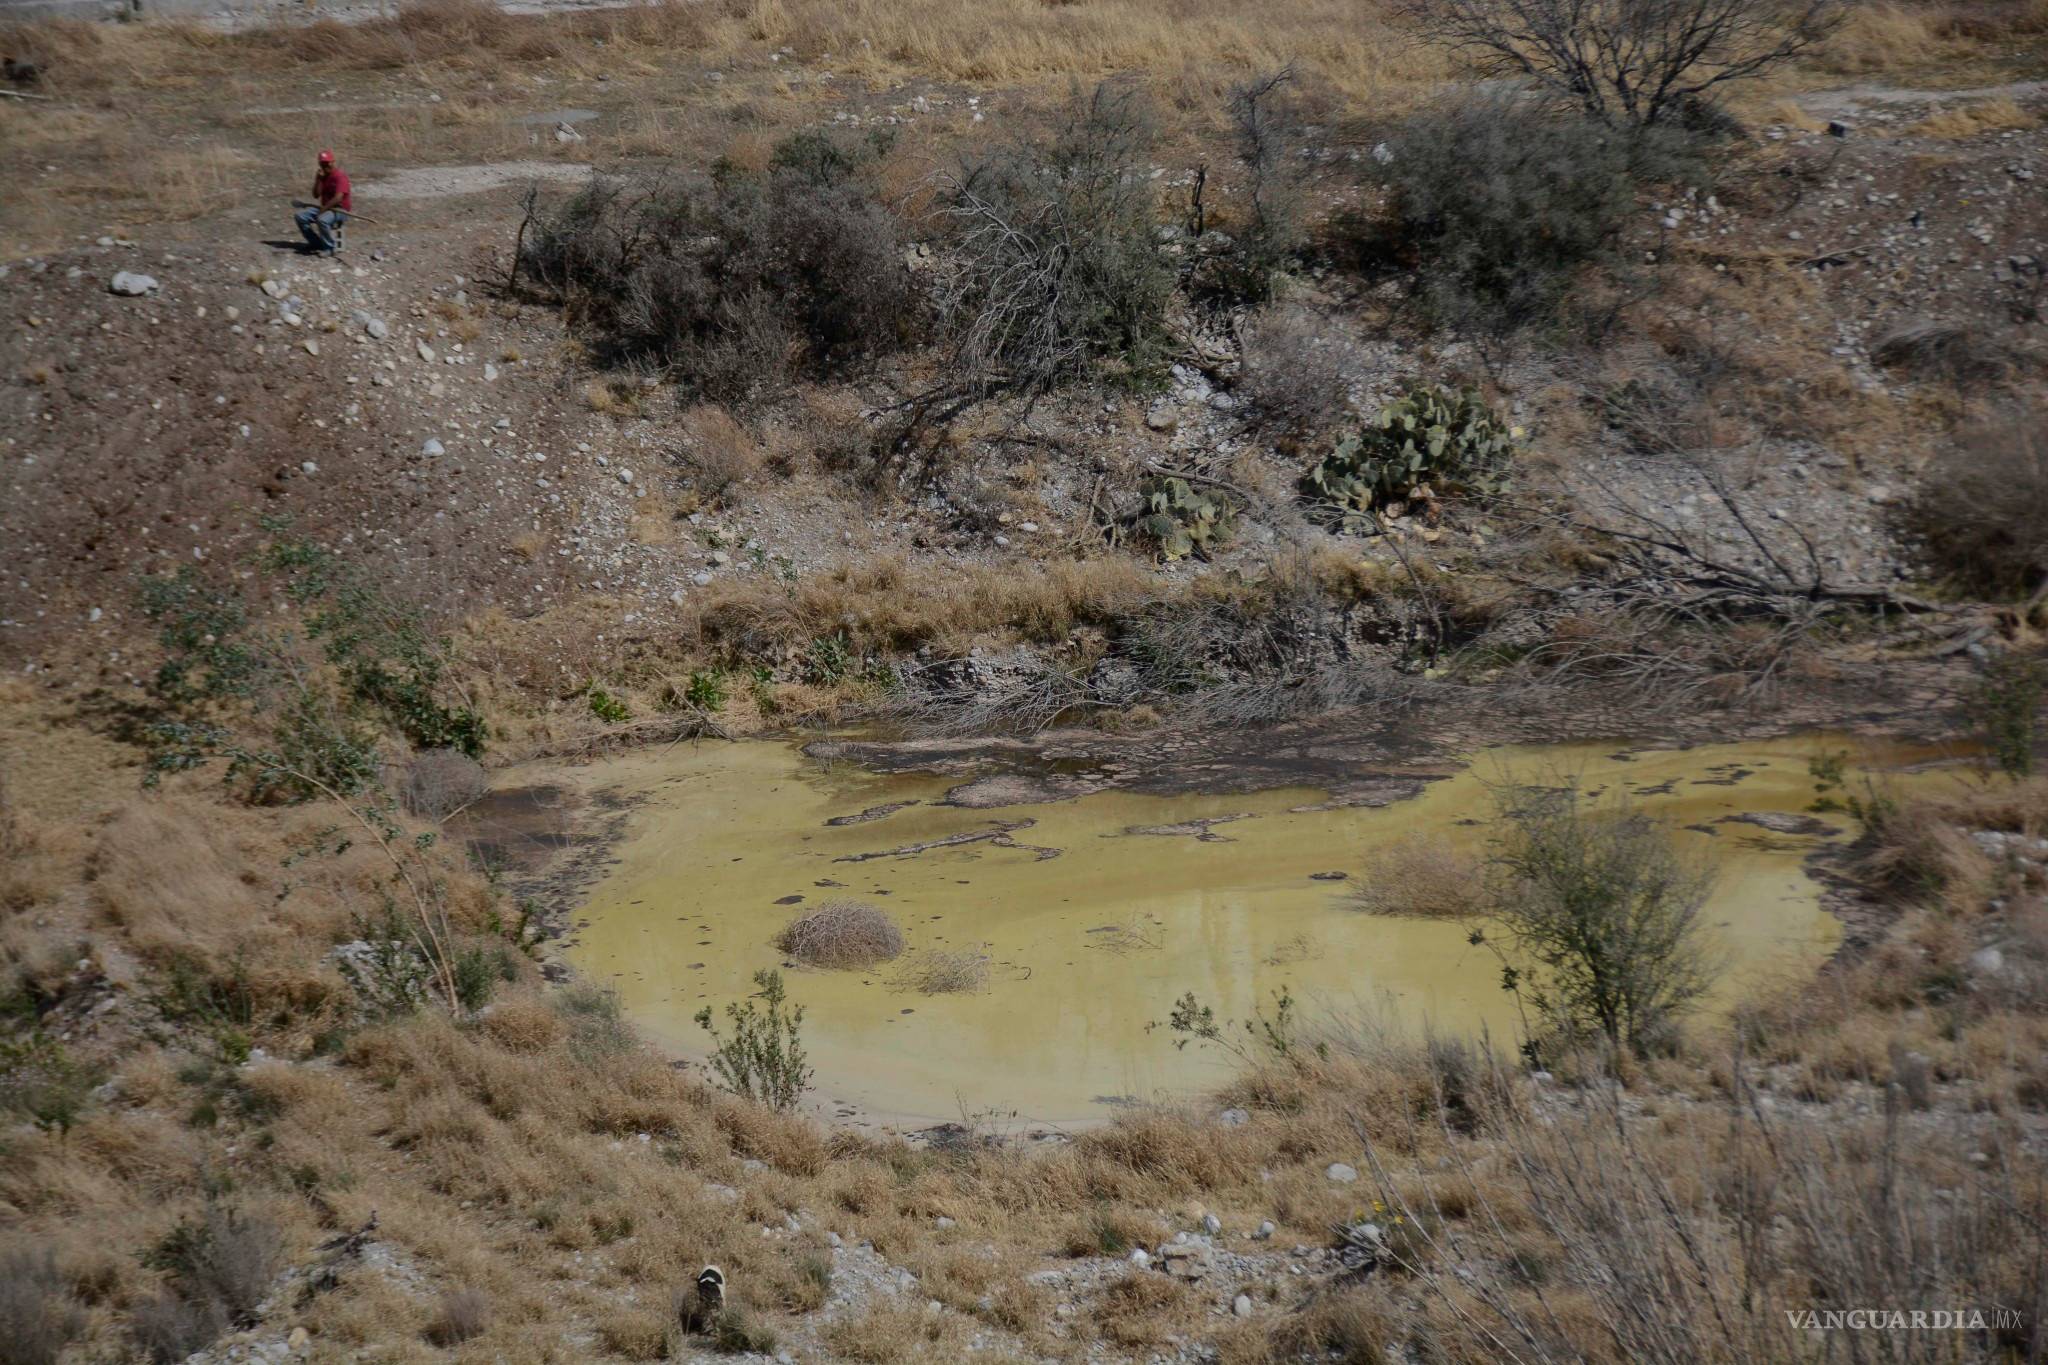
[1786,1309,2025,1331]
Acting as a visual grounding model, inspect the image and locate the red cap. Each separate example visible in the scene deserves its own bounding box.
[318,150,336,164]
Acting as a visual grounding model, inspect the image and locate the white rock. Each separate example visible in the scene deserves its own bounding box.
[1128,1249,1151,1268]
[1254,1220,1275,1240]
[1233,1294,1253,1318]
[1202,1214,1221,1235]
[262,278,287,299]
[417,341,437,363]
[421,438,446,457]
[1326,1162,1358,1183]
[365,317,389,340]
[301,461,318,475]
[108,271,158,296]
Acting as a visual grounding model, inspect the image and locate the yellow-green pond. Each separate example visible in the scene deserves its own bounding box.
[563,735,1963,1126]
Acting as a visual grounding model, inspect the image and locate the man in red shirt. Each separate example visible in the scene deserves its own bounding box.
[295,150,353,255]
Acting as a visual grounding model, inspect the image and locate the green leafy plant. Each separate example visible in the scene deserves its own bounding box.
[1153,986,1324,1067]
[1305,384,1520,523]
[694,969,813,1111]
[1134,476,1232,561]
[803,633,854,686]
[1807,748,1898,824]
[684,671,728,713]
[0,1032,103,1136]
[587,687,631,723]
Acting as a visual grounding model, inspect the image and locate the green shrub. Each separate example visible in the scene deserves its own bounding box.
[522,130,918,402]
[1134,476,1232,561]
[684,671,727,712]
[0,1032,102,1136]
[1964,654,2044,780]
[1474,785,1714,1062]
[803,633,853,686]
[694,969,813,1111]
[134,536,485,802]
[1305,384,1519,522]
[138,1205,284,1359]
[587,687,630,723]
[1360,98,1699,337]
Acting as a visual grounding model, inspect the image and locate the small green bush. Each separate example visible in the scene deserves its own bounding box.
[587,688,630,723]
[1305,384,1520,521]
[684,671,727,712]
[695,969,813,1111]
[522,129,918,402]
[0,1032,101,1136]
[1359,97,1702,337]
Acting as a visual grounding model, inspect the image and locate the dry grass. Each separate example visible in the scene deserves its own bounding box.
[679,555,1155,663]
[889,948,991,995]
[1349,835,1486,918]
[3,746,2044,1360]
[775,900,906,969]
[1902,94,2043,137]
[677,405,764,506]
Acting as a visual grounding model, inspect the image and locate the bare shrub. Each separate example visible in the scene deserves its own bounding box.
[1359,1073,2046,1365]
[937,81,1172,396]
[1350,837,1484,918]
[401,748,487,820]
[0,1248,85,1365]
[1478,784,1714,1059]
[1238,304,1358,434]
[775,900,905,969]
[129,1205,286,1358]
[1871,320,2016,385]
[1398,0,1843,127]
[1900,412,2048,598]
[891,949,991,995]
[1189,66,1305,302]
[522,130,918,403]
[144,1207,284,1334]
[131,1291,226,1365]
[425,1287,492,1346]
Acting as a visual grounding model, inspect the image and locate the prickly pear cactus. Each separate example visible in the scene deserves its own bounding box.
[1135,476,1232,561]
[1304,385,1520,523]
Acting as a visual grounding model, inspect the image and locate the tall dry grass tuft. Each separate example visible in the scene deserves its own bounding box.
[1350,836,1485,918]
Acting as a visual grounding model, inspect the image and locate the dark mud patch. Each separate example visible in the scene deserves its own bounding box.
[825,800,921,826]
[1110,813,1257,843]
[446,781,630,946]
[1722,810,1839,837]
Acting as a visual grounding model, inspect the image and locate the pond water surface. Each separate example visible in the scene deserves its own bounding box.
[563,734,1963,1125]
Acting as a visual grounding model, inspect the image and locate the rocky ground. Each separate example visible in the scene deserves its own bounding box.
[5,78,2041,697]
